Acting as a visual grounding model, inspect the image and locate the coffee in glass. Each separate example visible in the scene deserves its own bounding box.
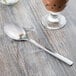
[42,0,69,29]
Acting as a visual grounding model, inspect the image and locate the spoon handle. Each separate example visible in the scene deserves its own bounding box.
[29,39,73,66]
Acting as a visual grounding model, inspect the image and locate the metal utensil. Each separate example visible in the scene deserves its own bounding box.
[4,24,73,66]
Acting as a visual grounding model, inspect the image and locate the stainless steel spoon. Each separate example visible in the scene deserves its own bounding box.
[4,24,73,66]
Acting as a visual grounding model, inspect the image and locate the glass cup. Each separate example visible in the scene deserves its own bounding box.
[42,0,69,30]
[0,0,19,5]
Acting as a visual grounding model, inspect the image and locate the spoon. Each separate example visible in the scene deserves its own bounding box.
[4,24,73,66]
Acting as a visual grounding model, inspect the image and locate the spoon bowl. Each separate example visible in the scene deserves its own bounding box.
[4,24,26,40]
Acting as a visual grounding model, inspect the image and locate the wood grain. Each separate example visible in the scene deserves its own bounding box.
[0,0,76,76]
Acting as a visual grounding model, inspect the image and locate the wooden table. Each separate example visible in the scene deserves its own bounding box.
[0,0,76,76]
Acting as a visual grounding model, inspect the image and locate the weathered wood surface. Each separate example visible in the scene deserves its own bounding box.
[0,0,76,76]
